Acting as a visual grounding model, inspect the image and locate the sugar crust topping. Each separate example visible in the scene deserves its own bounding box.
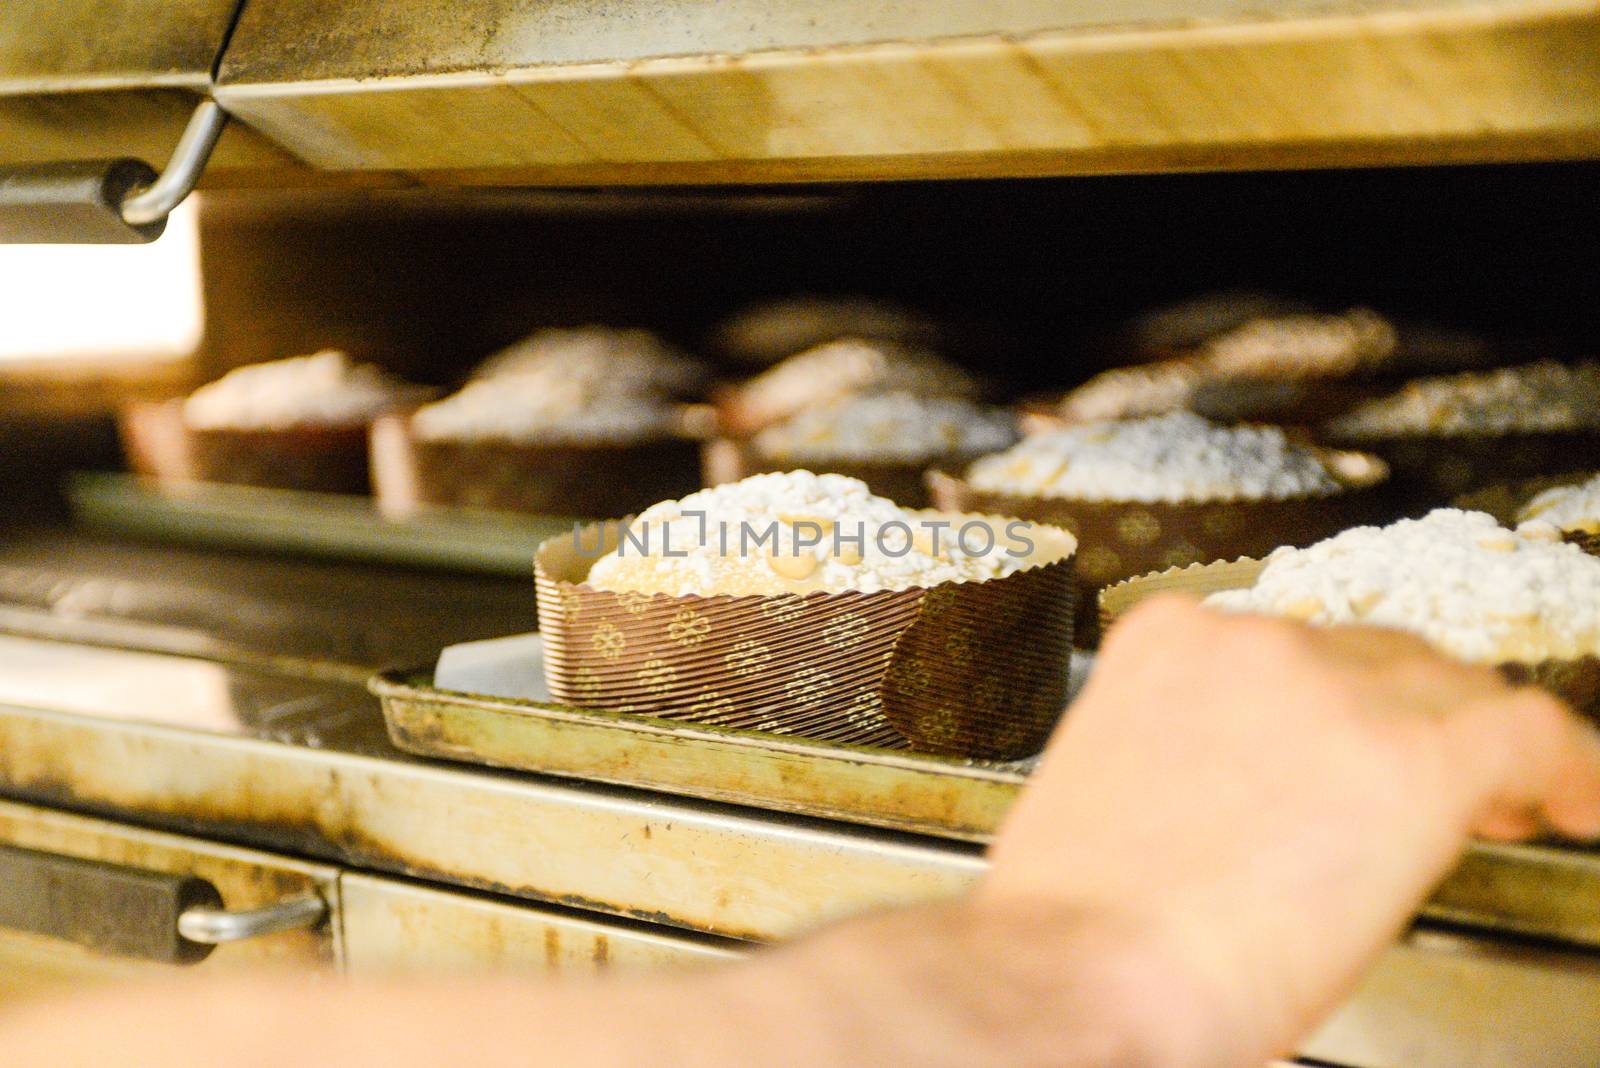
[753,391,1017,464]
[584,471,1033,597]
[967,412,1341,503]
[1205,509,1600,663]
[182,351,418,430]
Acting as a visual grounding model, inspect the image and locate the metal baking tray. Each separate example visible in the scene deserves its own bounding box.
[371,665,1038,843]
[374,654,1600,951]
[69,471,576,576]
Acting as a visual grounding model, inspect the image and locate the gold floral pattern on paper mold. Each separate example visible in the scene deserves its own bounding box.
[1160,542,1204,569]
[591,622,626,661]
[943,626,976,667]
[920,586,959,615]
[821,612,869,650]
[667,606,711,647]
[635,658,677,696]
[847,689,884,720]
[725,639,773,677]
[895,655,934,696]
[760,596,805,626]
[688,690,736,720]
[572,667,603,702]
[1201,509,1243,540]
[1115,510,1162,547]
[785,667,833,712]
[556,585,583,617]
[972,673,1007,716]
[1079,545,1124,582]
[616,590,654,616]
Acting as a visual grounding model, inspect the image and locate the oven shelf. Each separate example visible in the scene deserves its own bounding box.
[215,0,1600,185]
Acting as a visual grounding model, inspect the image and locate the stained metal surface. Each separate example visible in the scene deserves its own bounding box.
[0,0,236,94]
[217,0,1537,81]
[0,636,986,942]
[215,0,1600,184]
[0,631,1591,949]
[1307,928,1600,1066]
[340,874,737,977]
[0,1,296,175]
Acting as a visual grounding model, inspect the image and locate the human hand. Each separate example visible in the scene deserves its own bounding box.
[984,596,1600,1067]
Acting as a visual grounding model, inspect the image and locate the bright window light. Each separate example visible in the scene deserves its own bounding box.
[0,199,203,364]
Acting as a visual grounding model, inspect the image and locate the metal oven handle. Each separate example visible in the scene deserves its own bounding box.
[0,99,228,244]
[0,843,325,964]
[178,893,328,945]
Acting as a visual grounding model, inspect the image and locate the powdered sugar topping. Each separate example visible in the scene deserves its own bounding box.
[584,471,1037,597]
[411,376,677,444]
[730,338,979,430]
[1328,361,1600,437]
[754,391,1017,463]
[1202,308,1398,378]
[472,326,706,397]
[967,412,1341,503]
[1518,474,1600,536]
[182,351,419,430]
[1205,509,1600,663]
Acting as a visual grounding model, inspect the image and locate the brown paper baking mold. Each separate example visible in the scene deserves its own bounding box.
[1322,429,1600,513]
[535,515,1078,760]
[370,413,702,519]
[119,399,374,495]
[1100,558,1600,726]
[927,448,1389,646]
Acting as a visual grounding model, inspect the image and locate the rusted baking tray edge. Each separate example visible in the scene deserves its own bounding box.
[371,669,1029,843]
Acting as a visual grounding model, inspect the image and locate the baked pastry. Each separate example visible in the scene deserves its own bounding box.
[930,412,1388,644]
[712,296,938,367]
[120,350,428,494]
[586,471,1028,597]
[1323,361,1600,506]
[1328,360,1600,438]
[1119,290,1312,357]
[705,391,1017,507]
[716,338,980,436]
[1516,473,1600,555]
[1051,359,1207,425]
[1060,307,1491,430]
[538,470,1078,758]
[965,412,1344,503]
[370,374,698,518]
[1199,307,1399,379]
[1205,509,1600,665]
[471,325,708,399]
[1058,308,1397,428]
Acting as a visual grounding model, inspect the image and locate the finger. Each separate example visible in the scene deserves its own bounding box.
[1100,594,1204,660]
[1472,804,1544,842]
[1305,621,1442,667]
[1541,721,1600,840]
[1448,689,1600,839]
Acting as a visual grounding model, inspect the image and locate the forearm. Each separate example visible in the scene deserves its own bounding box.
[0,898,1226,1068]
[702,897,1233,1068]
